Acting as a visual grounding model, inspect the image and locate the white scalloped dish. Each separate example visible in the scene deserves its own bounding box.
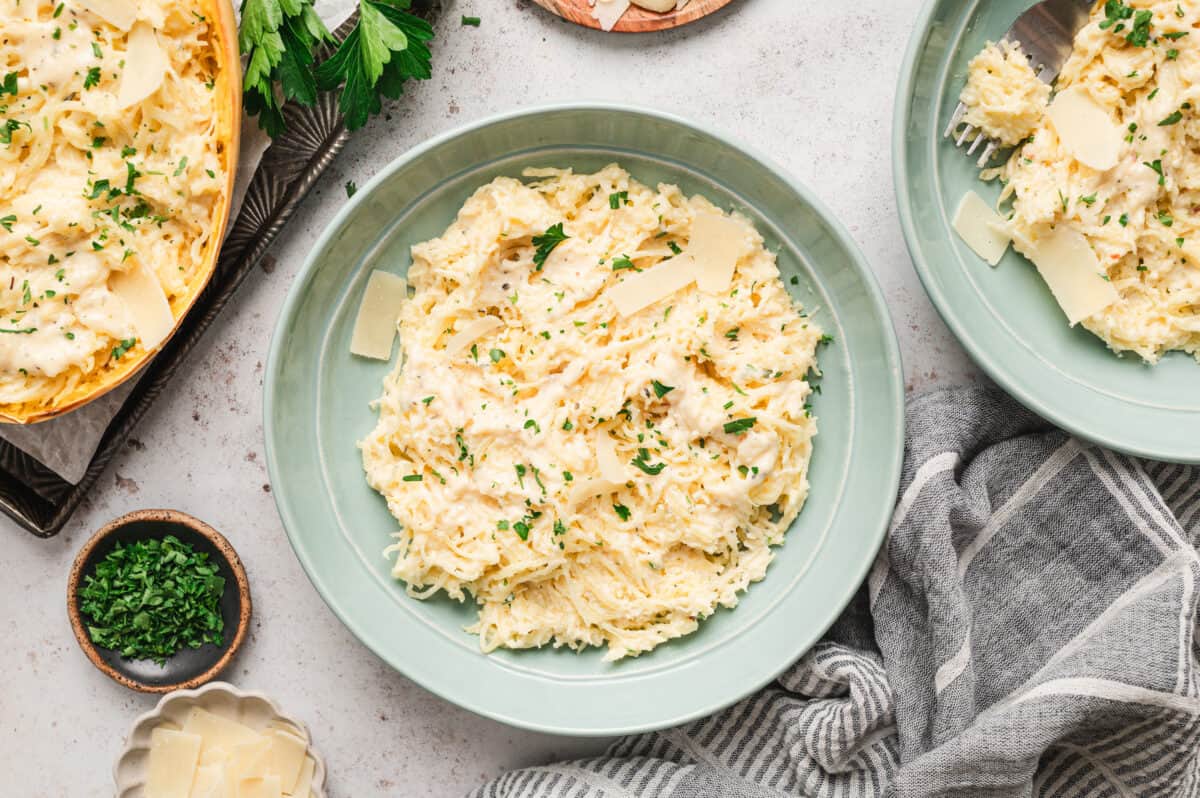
[114,682,327,798]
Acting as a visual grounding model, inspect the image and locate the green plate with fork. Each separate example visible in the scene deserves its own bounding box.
[895,0,1200,464]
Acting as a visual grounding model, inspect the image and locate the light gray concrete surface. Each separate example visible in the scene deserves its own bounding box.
[0,0,980,795]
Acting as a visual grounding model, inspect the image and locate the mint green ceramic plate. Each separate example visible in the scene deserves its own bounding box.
[265,105,903,735]
[896,1,1200,464]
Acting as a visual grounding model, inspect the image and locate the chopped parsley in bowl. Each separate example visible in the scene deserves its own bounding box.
[67,509,251,693]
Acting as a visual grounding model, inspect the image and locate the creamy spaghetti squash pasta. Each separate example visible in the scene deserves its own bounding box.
[958,1,1200,363]
[360,165,824,660]
[0,0,235,420]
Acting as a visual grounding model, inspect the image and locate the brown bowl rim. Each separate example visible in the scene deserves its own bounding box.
[67,509,252,694]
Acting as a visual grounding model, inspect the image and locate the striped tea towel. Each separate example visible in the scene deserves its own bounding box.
[472,386,1200,797]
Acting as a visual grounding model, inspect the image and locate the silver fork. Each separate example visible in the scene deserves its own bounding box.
[944,0,1097,166]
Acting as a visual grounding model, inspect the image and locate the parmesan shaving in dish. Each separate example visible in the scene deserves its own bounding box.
[589,0,692,31]
[959,2,1200,363]
[360,165,823,661]
[0,0,235,417]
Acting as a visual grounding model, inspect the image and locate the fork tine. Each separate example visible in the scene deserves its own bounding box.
[966,134,984,155]
[955,123,976,147]
[977,141,998,167]
[943,102,967,139]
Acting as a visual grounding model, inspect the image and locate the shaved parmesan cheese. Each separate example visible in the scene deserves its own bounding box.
[79,0,137,30]
[237,775,282,798]
[189,764,226,798]
[690,211,745,293]
[596,431,626,483]
[592,0,630,30]
[952,191,1011,266]
[263,730,308,794]
[1045,87,1122,172]
[118,23,168,108]
[632,0,675,10]
[606,253,697,317]
[290,756,316,798]
[1023,226,1119,325]
[350,270,407,360]
[568,478,624,509]
[110,263,174,352]
[146,728,202,798]
[444,316,502,357]
[183,709,262,755]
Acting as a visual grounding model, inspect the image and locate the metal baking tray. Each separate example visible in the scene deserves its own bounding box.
[3,5,438,537]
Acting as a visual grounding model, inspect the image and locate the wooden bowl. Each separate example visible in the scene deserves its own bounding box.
[531,0,737,32]
[67,509,251,693]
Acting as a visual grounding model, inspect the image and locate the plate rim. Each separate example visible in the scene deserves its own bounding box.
[265,102,905,734]
[893,0,1200,465]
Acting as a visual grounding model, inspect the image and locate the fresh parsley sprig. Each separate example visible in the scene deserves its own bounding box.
[239,0,433,137]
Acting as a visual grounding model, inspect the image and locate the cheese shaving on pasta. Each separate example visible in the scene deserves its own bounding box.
[962,1,1200,362]
[0,0,229,408]
[360,165,823,660]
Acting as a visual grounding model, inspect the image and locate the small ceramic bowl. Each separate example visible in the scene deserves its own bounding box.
[114,681,328,798]
[67,509,251,693]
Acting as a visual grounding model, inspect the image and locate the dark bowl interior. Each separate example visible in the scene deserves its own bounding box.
[69,513,248,691]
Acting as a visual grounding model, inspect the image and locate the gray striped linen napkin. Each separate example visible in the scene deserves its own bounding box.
[472,386,1200,798]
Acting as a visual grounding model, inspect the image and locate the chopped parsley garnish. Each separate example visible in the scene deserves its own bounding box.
[489,348,505,363]
[724,327,739,340]
[512,521,530,540]
[345,180,357,198]
[562,419,574,431]
[0,327,36,334]
[668,241,682,255]
[0,215,13,232]
[111,337,137,359]
[1099,0,1134,30]
[514,463,526,487]
[1119,213,1130,227]
[608,191,628,209]
[173,156,189,177]
[1,119,30,146]
[553,519,566,536]
[651,380,675,399]
[1162,31,1190,40]
[52,2,64,16]
[1079,194,1098,206]
[523,418,540,433]
[402,474,423,482]
[92,42,103,58]
[610,255,636,271]
[613,504,631,522]
[631,448,666,476]
[1145,159,1165,186]
[1126,9,1153,46]
[531,223,568,271]
[0,72,17,97]
[77,535,225,665]
[421,395,435,405]
[83,67,101,89]
[461,15,481,26]
[1158,110,1184,126]
[723,417,757,435]
[1158,211,1174,227]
